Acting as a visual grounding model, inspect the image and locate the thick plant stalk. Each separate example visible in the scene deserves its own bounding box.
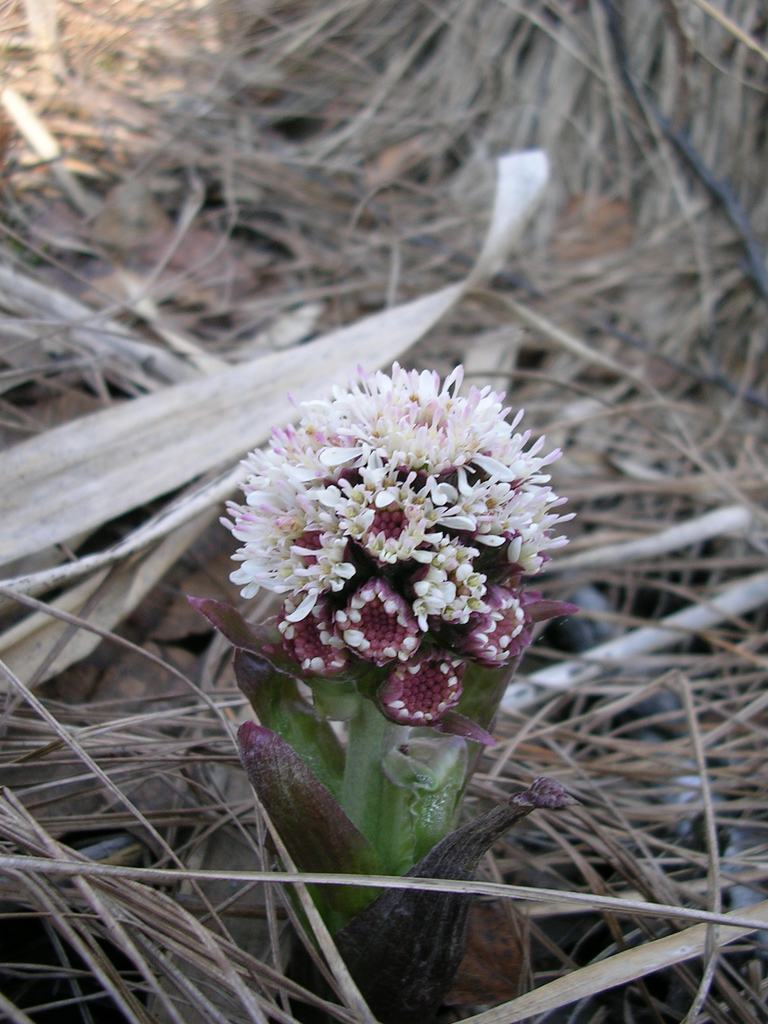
[335,778,575,1024]
[190,347,579,1012]
[339,694,414,873]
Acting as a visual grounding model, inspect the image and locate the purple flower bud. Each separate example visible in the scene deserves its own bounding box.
[335,577,421,666]
[456,585,532,667]
[511,775,578,810]
[379,652,465,725]
[456,586,577,667]
[277,596,348,676]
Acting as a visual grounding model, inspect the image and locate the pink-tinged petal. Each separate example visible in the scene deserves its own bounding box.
[283,591,319,622]
[335,577,422,666]
[379,652,464,726]
[319,446,360,467]
[472,453,516,481]
[278,597,349,676]
[226,363,572,619]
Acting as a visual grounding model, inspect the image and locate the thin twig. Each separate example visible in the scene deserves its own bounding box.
[600,0,768,306]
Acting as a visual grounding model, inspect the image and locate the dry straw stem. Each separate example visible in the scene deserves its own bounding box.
[0,465,244,598]
[690,0,768,63]
[247,804,377,1024]
[0,991,36,1024]
[0,263,202,388]
[677,674,720,1023]
[1,87,97,216]
[2,852,768,1020]
[0,793,341,1024]
[0,509,215,685]
[1,856,766,932]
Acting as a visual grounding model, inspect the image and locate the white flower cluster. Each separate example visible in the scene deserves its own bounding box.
[225,363,570,640]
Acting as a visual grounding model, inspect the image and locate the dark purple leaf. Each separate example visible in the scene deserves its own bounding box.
[445,901,523,1006]
[524,596,579,623]
[432,710,495,746]
[187,596,301,675]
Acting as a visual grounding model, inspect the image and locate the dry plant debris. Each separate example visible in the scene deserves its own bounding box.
[1,1,767,1021]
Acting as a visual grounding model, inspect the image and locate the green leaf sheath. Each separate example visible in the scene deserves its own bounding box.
[234,649,345,798]
[455,659,519,733]
[382,736,468,864]
[237,722,382,928]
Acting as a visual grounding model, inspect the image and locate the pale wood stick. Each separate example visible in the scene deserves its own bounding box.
[1,87,98,215]
[503,569,768,708]
[547,504,755,573]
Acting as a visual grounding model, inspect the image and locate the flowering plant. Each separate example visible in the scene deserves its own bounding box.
[192,362,575,1020]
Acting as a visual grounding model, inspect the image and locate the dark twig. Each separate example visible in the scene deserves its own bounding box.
[601,0,768,307]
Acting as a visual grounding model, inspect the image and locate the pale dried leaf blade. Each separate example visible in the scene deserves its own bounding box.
[0,150,547,569]
[0,264,195,386]
[507,568,768,703]
[470,150,549,282]
[0,510,215,685]
[0,290,454,568]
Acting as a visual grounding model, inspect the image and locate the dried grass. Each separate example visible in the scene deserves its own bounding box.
[1,1,767,1021]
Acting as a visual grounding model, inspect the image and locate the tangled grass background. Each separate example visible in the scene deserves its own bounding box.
[0,2,766,1021]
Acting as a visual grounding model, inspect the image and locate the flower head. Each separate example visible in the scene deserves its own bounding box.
[277,596,349,676]
[225,363,572,723]
[335,577,421,666]
[378,653,464,725]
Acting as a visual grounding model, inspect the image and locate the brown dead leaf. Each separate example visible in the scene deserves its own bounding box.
[365,136,427,188]
[92,643,195,703]
[553,195,633,262]
[0,114,12,170]
[445,901,525,1007]
[29,200,92,252]
[91,199,255,311]
[33,389,106,432]
[90,179,172,254]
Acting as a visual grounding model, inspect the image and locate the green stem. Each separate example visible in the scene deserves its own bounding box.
[338,661,516,878]
[340,696,412,873]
